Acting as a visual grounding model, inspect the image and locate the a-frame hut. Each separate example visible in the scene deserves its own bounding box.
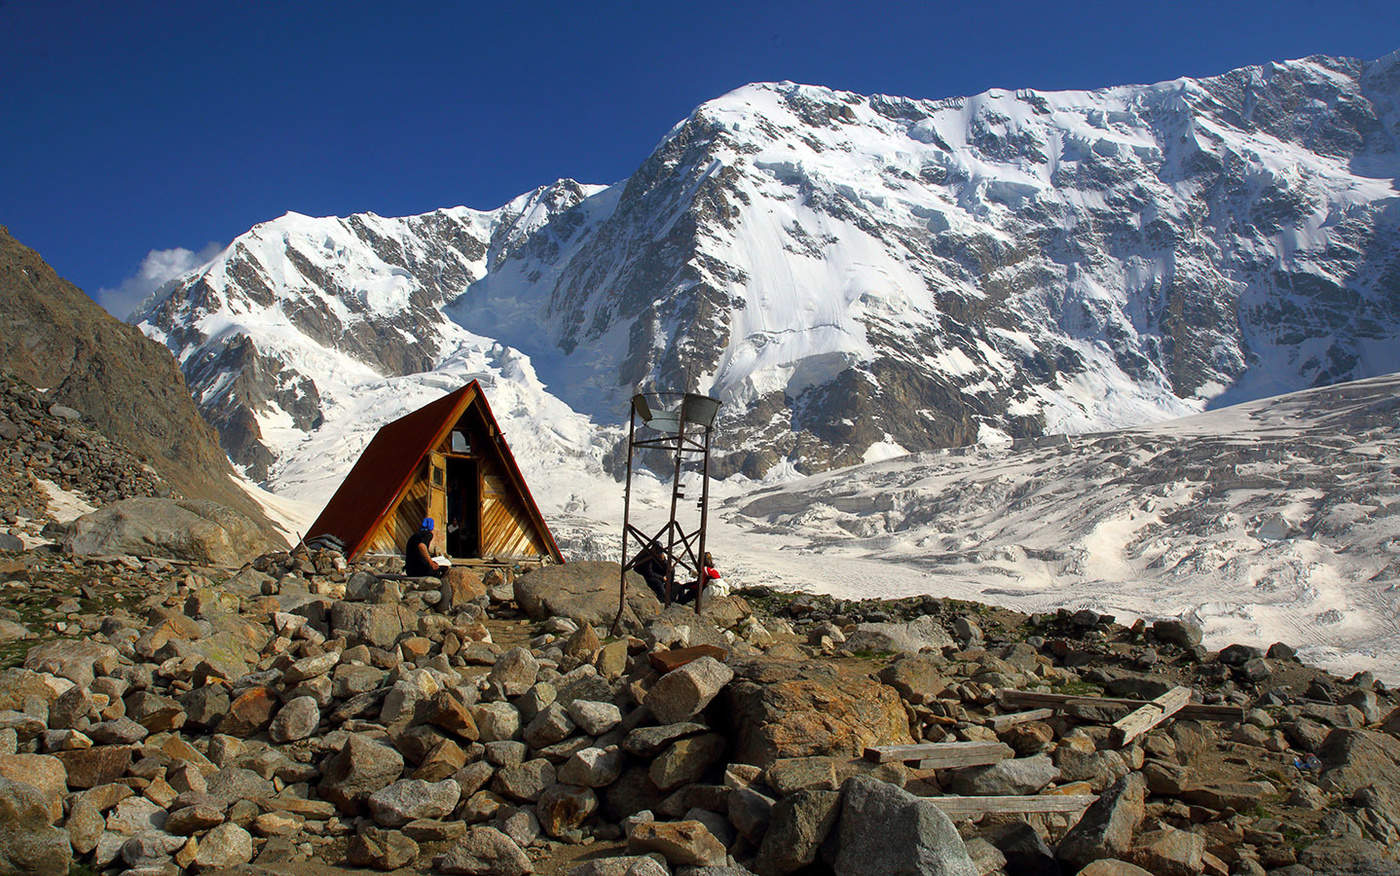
[306,381,563,564]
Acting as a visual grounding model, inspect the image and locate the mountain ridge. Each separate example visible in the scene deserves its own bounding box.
[136,51,1400,493]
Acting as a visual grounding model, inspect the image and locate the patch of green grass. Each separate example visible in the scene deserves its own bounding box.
[1281,825,1312,852]
[850,649,895,661]
[1050,678,1104,696]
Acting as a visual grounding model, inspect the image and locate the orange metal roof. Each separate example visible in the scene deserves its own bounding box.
[305,380,563,562]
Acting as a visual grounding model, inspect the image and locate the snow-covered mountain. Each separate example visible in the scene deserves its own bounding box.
[136,51,1400,499]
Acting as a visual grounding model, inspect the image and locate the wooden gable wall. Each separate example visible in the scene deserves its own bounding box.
[359,398,549,560]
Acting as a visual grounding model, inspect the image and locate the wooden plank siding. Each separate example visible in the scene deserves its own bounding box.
[480,471,546,558]
[362,421,549,561]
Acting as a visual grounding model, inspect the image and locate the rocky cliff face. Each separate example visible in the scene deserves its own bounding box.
[0,227,284,544]
[139,52,1400,483]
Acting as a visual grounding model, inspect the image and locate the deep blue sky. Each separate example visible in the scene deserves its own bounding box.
[2,0,1396,315]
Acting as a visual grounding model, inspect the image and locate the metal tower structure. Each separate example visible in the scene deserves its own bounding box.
[613,391,721,632]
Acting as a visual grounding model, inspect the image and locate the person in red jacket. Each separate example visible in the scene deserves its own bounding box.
[701,552,721,584]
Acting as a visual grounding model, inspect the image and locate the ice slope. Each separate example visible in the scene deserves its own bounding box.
[718,371,1400,683]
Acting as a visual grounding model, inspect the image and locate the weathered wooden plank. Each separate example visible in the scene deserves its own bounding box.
[987,708,1055,732]
[997,690,1243,721]
[864,741,1013,766]
[927,794,1099,816]
[649,644,729,674]
[1110,686,1192,747]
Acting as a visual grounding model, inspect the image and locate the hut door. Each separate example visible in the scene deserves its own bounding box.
[427,452,447,550]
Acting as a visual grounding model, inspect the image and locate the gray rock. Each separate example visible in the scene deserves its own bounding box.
[474,701,522,742]
[268,695,320,743]
[438,825,533,875]
[119,831,184,867]
[319,734,405,814]
[193,822,254,869]
[647,657,734,725]
[514,561,662,632]
[568,700,623,736]
[106,795,168,834]
[493,758,557,802]
[566,855,670,876]
[180,686,230,731]
[165,804,224,835]
[65,795,104,854]
[651,733,727,792]
[496,806,541,848]
[523,702,576,749]
[347,825,419,870]
[87,717,148,745]
[1056,772,1147,869]
[1151,619,1202,648]
[625,722,708,757]
[368,778,461,827]
[486,740,529,767]
[844,615,954,654]
[728,786,775,842]
[206,766,274,809]
[63,497,268,565]
[560,746,626,788]
[755,788,839,875]
[489,648,540,698]
[0,776,71,875]
[22,639,119,688]
[330,601,413,650]
[833,775,976,876]
[950,754,1058,796]
[283,650,339,684]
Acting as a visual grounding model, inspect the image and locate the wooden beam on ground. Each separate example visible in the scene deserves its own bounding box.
[928,794,1099,816]
[1110,686,1192,747]
[987,708,1055,732]
[997,689,1244,721]
[864,741,1014,768]
[648,644,729,674]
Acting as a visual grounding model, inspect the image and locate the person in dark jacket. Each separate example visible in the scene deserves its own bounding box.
[633,541,669,600]
[405,517,448,578]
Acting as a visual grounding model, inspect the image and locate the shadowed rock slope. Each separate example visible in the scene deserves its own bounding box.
[0,226,284,545]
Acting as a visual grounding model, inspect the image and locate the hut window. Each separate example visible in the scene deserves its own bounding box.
[451,430,470,453]
[433,466,445,487]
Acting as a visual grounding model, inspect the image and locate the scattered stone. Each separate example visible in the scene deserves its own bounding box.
[647,656,734,724]
[0,776,71,875]
[627,819,727,868]
[537,783,599,837]
[319,734,406,814]
[368,778,461,827]
[348,825,419,870]
[755,788,840,874]
[193,822,254,870]
[833,775,976,876]
[844,615,954,654]
[1057,772,1147,870]
[269,695,320,742]
[438,825,533,875]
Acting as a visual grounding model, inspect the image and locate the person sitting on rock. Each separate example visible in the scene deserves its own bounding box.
[633,540,669,600]
[405,517,448,578]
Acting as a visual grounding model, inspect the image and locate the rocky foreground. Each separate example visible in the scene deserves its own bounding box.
[0,543,1398,876]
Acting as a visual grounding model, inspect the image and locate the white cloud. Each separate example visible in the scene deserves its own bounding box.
[98,242,224,321]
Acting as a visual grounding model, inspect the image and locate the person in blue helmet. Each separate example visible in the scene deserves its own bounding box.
[405,517,448,578]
